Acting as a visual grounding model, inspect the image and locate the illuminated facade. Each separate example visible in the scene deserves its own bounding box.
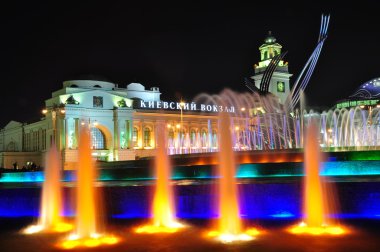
[2,32,362,169]
[0,79,225,169]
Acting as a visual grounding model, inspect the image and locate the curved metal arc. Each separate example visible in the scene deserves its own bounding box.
[260,51,288,93]
[288,14,330,111]
[291,39,326,109]
[259,54,281,92]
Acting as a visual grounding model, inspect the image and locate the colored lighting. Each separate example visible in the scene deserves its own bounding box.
[59,130,119,249]
[206,228,260,243]
[2,160,380,183]
[21,145,70,234]
[23,222,73,234]
[60,235,119,250]
[135,222,184,234]
[136,124,184,234]
[288,222,347,236]
[288,125,349,237]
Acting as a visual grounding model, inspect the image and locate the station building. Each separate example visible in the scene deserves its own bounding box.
[0,32,292,170]
[0,79,225,170]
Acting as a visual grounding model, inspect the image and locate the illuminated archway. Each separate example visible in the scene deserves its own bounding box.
[90,127,106,149]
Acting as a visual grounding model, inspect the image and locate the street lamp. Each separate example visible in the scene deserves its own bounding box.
[42,104,65,145]
[179,100,185,154]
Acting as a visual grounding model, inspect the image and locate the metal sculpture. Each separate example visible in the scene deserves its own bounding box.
[286,14,330,112]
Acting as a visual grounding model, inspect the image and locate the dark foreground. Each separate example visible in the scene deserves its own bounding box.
[1,218,380,252]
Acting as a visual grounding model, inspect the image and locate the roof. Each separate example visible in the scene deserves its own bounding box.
[350,77,380,99]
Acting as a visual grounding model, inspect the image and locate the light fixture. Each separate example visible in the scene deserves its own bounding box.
[179,100,185,108]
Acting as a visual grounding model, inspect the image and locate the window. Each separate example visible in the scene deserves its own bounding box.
[132,127,138,146]
[91,127,106,149]
[144,128,151,147]
[190,129,196,147]
[201,129,207,147]
[168,128,174,140]
[93,96,103,108]
[212,130,218,147]
[277,81,285,93]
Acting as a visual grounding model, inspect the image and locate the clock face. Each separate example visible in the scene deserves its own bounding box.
[277,81,285,93]
[93,96,103,108]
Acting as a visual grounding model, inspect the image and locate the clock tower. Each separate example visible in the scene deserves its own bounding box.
[251,31,292,104]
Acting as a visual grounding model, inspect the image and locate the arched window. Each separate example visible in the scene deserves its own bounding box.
[144,128,151,147]
[190,129,196,147]
[212,129,218,148]
[94,85,102,88]
[70,84,78,88]
[132,127,138,146]
[168,128,174,139]
[91,127,106,149]
[201,129,207,147]
[263,51,268,60]
[168,128,174,147]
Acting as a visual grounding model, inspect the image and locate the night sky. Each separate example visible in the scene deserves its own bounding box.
[1,1,379,127]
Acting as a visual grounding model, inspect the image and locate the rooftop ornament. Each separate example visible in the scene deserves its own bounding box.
[65,95,80,105]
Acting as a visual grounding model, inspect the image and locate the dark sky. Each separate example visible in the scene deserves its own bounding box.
[1,1,379,127]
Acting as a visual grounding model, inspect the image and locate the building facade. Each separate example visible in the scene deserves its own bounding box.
[0,33,294,170]
[0,79,224,169]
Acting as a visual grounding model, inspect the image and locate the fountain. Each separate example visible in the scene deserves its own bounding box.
[207,112,260,243]
[180,89,380,153]
[61,129,118,249]
[289,123,346,235]
[135,122,184,233]
[23,144,72,234]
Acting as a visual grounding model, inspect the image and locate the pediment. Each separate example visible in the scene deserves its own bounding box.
[3,120,23,130]
[59,89,133,109]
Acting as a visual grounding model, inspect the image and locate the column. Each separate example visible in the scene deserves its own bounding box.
[65,118,69,150]
[60,116,66,150]
[74,118,79,149]
[113,109,119,161]
[125,119,131,148]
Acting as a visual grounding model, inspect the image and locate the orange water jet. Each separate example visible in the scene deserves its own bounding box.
[60,129,118,249]
[76,129,97,238]
[23,145,72,234]
[135,123,184,234]
[289,124,347,235]
[208,112,260,243]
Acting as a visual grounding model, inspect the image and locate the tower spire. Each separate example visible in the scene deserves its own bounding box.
[250,32,292,104]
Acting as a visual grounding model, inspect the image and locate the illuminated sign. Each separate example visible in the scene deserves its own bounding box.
[336,99,379,109]
[137,100,235,113]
